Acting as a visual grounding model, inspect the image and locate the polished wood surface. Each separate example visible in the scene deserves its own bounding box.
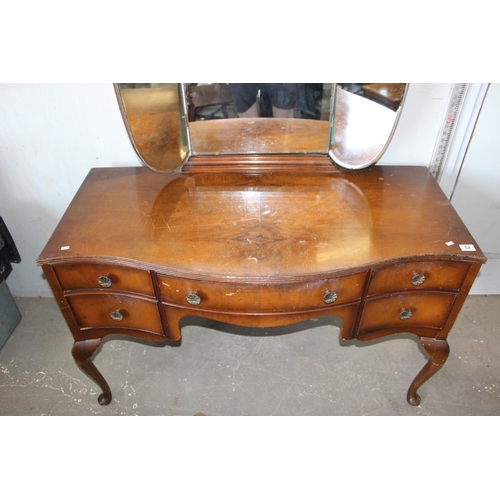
[54,263,155,296]
[158,272,367,311]
[38,165,486,407]
[361,83,406,111]
[190,117,330,154]
[38,165,485,277]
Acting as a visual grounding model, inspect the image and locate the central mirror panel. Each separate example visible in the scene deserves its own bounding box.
[186,83,334,155]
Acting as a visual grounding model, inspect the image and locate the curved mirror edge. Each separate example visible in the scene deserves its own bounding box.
[328,83,409,170]
[114,83,190,173]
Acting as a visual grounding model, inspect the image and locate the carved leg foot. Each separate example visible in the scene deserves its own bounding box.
[72,339,112,405]
[407,338,450,406]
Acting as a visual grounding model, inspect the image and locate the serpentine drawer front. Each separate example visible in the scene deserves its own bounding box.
[67,293,164,336]
[37,165,486,408]
[54,263,156,297]
[358,292,457,336]
[367,261,470,295]
[158,273,367,311]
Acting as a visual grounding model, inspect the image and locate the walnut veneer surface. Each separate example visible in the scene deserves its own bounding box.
[37,163,486,407]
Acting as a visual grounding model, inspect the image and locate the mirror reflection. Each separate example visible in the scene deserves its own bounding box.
[331,83,407,169]
[115,83,188,172]
[186,83,333,155]
[186,83,330,121]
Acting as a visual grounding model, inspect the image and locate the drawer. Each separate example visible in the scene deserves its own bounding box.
[158,272,367,312]
[67,293,164,335]
[367,261,469,295]
[358,292,456,334]
[54,263,155,297]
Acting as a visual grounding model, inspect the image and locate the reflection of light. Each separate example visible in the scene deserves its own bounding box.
[343,102,395,152]
[239,190,261,202]
[314,178,373,264]
[315,235,372,263]
[333,89,398,168]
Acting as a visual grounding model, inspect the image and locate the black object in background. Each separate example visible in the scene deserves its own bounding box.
[0,216,21,282]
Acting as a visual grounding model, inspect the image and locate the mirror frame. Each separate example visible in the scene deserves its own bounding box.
[114,83,408,172]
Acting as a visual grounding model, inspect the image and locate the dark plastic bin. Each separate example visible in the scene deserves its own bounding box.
[0,279,21,350]
[0,216,21,350]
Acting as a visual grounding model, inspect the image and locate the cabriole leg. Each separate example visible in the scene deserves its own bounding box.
[72,339,112,405]
[407,337,450,406]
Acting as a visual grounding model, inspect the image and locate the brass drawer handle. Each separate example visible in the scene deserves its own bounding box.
[186,292,202,306]
[411,273,426,286]
[400,308,413,320]
[323,291,338,304]
[98,275,112,288]
[110,309,123,321]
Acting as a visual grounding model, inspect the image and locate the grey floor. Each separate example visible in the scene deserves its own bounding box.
[1,295,499,416]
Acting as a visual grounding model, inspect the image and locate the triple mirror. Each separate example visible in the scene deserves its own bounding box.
[115,83,407,172]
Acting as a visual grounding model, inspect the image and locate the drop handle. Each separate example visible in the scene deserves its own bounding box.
[98,275,112,288]
[110,309,123,321]
[399,308,413,320]
[411,273,426,286]
[186,292,202,306]
[323,291,338,304]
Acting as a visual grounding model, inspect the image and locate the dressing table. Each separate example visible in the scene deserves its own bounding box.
[37,83,486,407]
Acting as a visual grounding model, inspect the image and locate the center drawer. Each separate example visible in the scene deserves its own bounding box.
[157,272,367,312]
[54,263,155,297]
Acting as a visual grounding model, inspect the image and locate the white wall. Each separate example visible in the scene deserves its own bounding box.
[381,83,452,166]
[449,84,500,294]
[0,83,454,297]
[0,84,138,297]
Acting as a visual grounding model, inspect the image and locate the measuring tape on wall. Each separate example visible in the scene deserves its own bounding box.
[429,83,469,180]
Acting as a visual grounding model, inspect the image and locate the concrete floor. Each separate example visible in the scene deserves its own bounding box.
[1,295,499,415]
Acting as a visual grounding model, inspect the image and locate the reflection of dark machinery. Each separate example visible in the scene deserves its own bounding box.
[186,83,235,121]
[248,83,324,119]
[186,83,326,121]
[297,83,324,119]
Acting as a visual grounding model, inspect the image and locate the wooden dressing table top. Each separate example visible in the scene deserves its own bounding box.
[38,163,485,278]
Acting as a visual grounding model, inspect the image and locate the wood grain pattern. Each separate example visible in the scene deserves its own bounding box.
[361,83,406,110]
[119,86,187,172]
[37,165,485,278]
[67,293,163,335]
[358,292,457,334]
[190,117,330,154]
[158,272,367,311]
[54,263,155,296]
[367,261,470,295]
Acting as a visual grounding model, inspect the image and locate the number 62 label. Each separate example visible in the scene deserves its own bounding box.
[459,244,476,251]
